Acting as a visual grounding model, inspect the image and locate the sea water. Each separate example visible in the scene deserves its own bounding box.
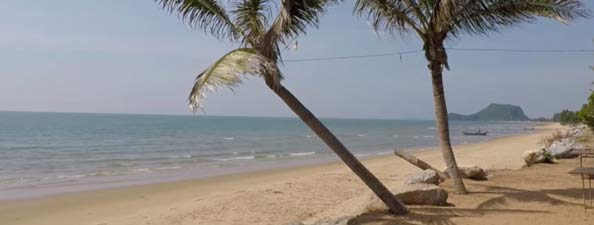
[0,111,538,199]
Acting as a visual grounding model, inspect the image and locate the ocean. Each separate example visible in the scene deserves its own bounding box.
[0,111,538,199]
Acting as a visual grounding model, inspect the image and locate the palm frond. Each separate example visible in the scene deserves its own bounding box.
[261,0,340,60]
[418,0,438,18]
[451,0,590,36]
[403,0,430,28]
[354,0,425,35]
[188,48,282,112]
[157,0,240,40]
[233,0,272,46]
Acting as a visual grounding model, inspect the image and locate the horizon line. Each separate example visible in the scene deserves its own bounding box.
[0,110,436,121]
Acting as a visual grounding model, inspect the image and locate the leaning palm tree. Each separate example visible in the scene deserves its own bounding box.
[355,0,589,194]
[157,0,408,214]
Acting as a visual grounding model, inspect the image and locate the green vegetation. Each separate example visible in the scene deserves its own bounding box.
[578,92,594,130]
[580,41,594,130]
[542,151,556,164]
[449,103,530,121]
[554,110,580,125]
[561,60,594,130]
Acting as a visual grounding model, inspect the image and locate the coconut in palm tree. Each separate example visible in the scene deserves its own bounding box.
[157,0,408,214]
[354,0,590,194]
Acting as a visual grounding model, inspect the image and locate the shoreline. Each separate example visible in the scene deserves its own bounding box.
[0,122,547,201]
[0,122,561,225]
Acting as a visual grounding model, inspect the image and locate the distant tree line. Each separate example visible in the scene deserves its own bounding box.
[550,53,594,128]
[576,54,594,129]
[578,92,594,129]
[552,110,580,125]
[587,41,594,129]
[552,94,594,130]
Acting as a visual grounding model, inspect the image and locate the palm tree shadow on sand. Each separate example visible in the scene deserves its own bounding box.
[472,184,584,209]
[348,184,584,225]
[349,208,549,225]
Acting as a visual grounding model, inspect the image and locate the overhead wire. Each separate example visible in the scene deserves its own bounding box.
[283,48,594,63]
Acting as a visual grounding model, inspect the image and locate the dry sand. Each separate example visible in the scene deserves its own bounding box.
[352,159,593,225]
[2,123,590,225]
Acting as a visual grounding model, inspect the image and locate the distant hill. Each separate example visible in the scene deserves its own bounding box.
[449,103,531,121]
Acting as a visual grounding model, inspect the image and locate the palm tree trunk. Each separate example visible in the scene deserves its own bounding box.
[271,84,408,215]
[428,59,468,194]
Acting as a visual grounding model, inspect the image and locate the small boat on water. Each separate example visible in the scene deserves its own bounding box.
[463,129,488,136]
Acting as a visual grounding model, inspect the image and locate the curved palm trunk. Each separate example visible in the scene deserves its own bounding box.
[271,84,408,215]
[428,59,468,194]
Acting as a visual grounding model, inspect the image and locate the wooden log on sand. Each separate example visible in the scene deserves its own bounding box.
[393,149,449,181]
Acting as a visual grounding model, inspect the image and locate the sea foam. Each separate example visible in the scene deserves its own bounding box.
[213,156,256,161]
[289,152,316,157]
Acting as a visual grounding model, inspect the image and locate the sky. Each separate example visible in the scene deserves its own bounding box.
[0,1,593,120]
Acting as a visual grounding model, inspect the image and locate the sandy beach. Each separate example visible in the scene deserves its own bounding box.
[2,0,592,224]
[2,122,590,225]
